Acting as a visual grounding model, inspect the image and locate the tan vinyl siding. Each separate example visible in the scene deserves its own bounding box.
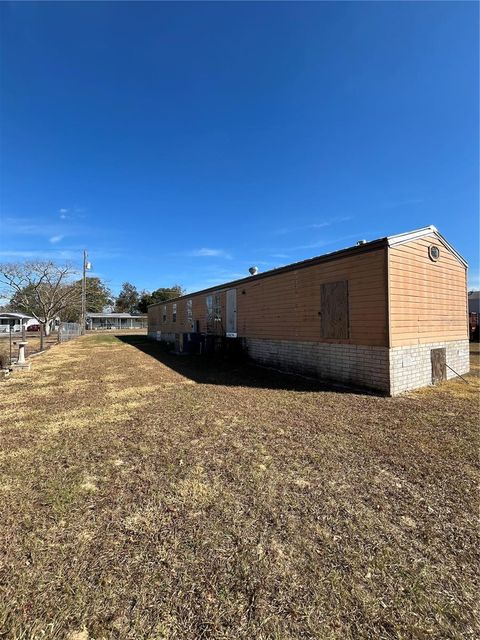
[148,247,388,347]
[150,291,227,337]
[236,249,387,346]
[388,234,468,347]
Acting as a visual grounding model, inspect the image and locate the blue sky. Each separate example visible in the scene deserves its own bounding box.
[1,1,478,295]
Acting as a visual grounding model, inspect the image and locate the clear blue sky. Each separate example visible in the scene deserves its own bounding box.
[1,1,478,295]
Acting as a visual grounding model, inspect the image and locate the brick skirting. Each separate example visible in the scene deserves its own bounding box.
[389,340,470,394]
[245,338,390,393]
[149,332,470,395]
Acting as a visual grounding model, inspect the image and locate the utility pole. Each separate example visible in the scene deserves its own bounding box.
[81,250,91,335]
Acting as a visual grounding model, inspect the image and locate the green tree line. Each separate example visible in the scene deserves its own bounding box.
[1,260,184,324]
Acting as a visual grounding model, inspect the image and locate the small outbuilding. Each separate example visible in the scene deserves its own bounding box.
[148,226,469,395]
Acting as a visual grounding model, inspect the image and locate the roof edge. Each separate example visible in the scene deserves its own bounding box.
[148,238,388,308]
[148,225,468,310]
[387,225,468,267]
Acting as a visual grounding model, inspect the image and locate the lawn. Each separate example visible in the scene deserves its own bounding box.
[0,334,478,639]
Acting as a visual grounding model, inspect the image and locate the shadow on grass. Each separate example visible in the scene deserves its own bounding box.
[116,334,377,395]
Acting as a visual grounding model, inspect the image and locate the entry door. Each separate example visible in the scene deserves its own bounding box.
[226,289,237,337]
[431,348,446,384]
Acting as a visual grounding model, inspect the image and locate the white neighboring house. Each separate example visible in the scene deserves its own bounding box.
[86,313,147,330]
[0,312,39,333]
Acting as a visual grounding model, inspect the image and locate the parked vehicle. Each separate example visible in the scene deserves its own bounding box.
[27,324,41,332]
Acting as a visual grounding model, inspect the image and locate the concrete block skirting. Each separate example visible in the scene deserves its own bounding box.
[244,338,390,393]
[148,332,470,395]
[389,339,470,395]
[148,330,176,343]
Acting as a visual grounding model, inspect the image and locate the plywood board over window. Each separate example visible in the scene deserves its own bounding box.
[320,280,349,339]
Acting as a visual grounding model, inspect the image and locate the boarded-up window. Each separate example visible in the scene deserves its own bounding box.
[162,305,166,322]
[431,348,446,384]
[320,280,349,339]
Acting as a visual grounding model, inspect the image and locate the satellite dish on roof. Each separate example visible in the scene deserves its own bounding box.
[249,266,259,276]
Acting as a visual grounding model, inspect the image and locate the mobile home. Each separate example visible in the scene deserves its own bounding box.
[86,313,147,330]
[148,226,469,395]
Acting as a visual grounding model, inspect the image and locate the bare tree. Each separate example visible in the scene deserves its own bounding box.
[0,261,79,344]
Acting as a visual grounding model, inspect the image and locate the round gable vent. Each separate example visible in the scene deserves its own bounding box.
[428,245,440,262]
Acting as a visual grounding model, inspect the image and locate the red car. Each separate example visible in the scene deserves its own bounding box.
[26,324,41,332]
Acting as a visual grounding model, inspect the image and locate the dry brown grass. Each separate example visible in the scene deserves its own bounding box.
[0,334,478,639]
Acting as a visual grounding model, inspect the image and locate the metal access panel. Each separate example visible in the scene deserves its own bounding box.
[431,348,447,384]
[226,289,237,337]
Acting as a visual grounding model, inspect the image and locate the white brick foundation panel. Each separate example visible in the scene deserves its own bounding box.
[245,338,390,392]
[389,340,470,395]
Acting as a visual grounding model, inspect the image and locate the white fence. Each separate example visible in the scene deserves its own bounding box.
[58,322,82,342]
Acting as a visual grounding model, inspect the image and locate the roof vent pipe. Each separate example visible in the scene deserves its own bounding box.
[356,240,367,246]
[248,266,259,276]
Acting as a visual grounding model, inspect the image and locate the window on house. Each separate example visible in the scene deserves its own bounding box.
[172,303,177,323]
[213,294,221,322]
[186,299,193,327]
[206,295,213,322]
[162,305,166,322]
[320,280,349,339]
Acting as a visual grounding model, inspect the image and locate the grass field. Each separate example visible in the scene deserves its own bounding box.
[0,334,478,639]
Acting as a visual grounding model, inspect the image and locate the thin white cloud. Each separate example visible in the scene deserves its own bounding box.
[261,232,380,260]
[290,233,374,252]
[3,219,49,236]
[0,246,124,262]
[49,235,64,244]
[58,207,86,220]
[188,248,232,259]
[0,249,77,260]
[274,216,352,236]
[3,217,77,240]
[381,198,424,210]
[203,273,245,283]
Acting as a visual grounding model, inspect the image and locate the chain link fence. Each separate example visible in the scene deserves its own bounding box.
[58,322,82,343]
[1,323,82,370]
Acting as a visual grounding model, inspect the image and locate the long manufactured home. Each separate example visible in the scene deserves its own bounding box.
[148,226,469,395]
